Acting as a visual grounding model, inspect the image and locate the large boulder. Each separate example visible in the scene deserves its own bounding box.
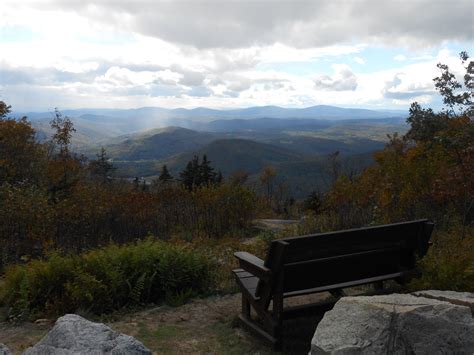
[311,293,474,354]
[23,314,151,355]
[412,289,474,315]
[0,344,11,355]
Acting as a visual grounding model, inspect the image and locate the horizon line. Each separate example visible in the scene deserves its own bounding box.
[10,103,410,114]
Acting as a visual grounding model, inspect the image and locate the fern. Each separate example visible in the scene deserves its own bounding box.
[130,272,146,305]
[13,271,31,319]
[145,270,158,303]
[0,239,216,316]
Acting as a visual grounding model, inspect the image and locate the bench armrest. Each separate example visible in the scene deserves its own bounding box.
[234,252,271,282]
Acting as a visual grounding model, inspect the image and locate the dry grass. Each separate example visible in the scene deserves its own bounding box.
[0,292,334,354]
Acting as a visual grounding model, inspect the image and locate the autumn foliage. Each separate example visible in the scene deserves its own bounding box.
[300,52,473,290]
[0,108,257,270]
[318,53,473,230]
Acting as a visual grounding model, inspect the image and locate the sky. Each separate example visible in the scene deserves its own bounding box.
[0,0,473,111]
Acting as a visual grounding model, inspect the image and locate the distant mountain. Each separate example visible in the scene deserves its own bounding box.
[163,138,302,176]
[271,152,376,197]
[30,111,178,139]
[187,116,406,133]
[17,104,405,125]
[104,126,388,173]
[167,105,404,120]
[111,137,377,198]
[19,104,406,150]
[102,127,217,161]
[32,116,123,147]
[265,135,385,156]
[187,117,333,132]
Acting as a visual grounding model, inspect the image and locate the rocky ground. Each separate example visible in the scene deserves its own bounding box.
[0,293,327,354]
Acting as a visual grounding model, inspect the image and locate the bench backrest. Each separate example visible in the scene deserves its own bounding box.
[258,219,434,296]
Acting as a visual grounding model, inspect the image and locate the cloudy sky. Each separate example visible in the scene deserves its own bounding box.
[1,0,472,111]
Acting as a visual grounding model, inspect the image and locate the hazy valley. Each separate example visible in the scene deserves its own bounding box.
[24,105,407,197]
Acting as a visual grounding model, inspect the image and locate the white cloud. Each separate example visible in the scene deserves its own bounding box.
[258,43,364,63]
[314,64,358,91]
[18,0,473,49]
[0,2,471,111]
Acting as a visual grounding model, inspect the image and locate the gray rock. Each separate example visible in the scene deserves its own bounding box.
[413,289,474,315]
[311,293,474,354]
[0,343,11,355]
[23,314,151,355]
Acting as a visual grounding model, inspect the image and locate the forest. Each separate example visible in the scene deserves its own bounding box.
[0,52,472,319]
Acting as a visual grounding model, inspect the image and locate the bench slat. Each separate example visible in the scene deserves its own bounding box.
[233,269,255,279]
[239,276,259,290]
[279,220,428,263]
[282,247,406,293]
[283,271,404,297]
[284,245,401,267]
[235,252,271,282]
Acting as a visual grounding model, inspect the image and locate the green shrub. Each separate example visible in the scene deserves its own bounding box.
[409,227,474,292]
[0,239,216,319]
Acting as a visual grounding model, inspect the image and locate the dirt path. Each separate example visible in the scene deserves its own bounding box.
[254,219,299,233]
[107,294,270,354]
[0,292,328,354]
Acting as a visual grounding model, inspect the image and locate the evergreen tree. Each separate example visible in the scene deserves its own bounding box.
[180,155,200,191]
[158,164,173,182]
[89,147,115,184]
[133,177,140,191]
[200,154,216,186]
[215,171,223,185]
[191,154,200,183]
[179,155,221,190]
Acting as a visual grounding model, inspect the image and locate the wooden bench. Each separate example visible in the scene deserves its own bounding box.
[233,219,434,349]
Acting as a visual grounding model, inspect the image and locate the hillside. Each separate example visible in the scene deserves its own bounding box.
[164,138,302,176]
[32,116,123,147]
[110,136,377,198]
[263,135,384,156]
[100,127,218,161]
[270,153,375,197]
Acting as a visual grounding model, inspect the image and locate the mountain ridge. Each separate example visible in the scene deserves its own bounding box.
[16,104,407,123]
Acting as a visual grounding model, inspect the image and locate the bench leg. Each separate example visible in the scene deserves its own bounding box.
[271,293,284,350]
[238,314,278,347]
[237,295,280,348]
[241,295,251,319]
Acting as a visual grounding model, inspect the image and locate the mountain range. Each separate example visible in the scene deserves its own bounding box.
[18,105,408,198]
[18,104,406,123]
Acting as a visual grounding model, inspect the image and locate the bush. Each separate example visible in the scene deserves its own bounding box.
[409,227,474,292]
[0,239,216,319]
